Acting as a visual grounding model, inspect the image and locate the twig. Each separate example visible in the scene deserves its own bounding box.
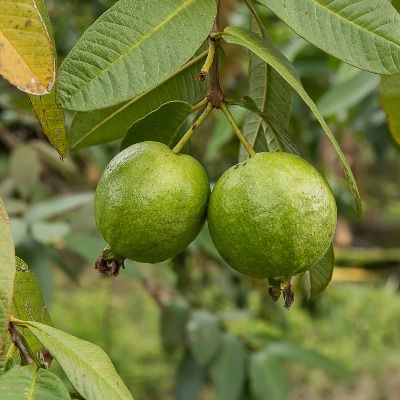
[8,322,35,365]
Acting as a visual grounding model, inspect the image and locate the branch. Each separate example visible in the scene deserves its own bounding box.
[8,322,35,365]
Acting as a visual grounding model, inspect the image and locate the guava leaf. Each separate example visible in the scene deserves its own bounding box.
[12,320,134,400]
[305,244,335,299]
[9,145,41,200]
[0,365,70,400]
[57,0,216,111]
[27,0,67,159]
[69,49,208,150]
[29,90,67,159]
[0,0,55,94]
[317,72,380,117]
[209,334,247,400]
[185,310,223,366]
[249,351,288,400]
[222,27,362,217]
[240,5,292,161]
[121,101,193,150]
[264,341,349,378]
[24,193,93,223]
[160,298,190,352]
[0,198,15,356]
[175,351,206,400]
[256,0,400,75]
[237,96,301,156]
[381,74,400,145]
[12,257,53,363]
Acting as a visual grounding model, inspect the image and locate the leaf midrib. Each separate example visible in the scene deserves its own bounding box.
[72,50,207,147]
[65,0,197,97]
[292,0,400,47]
[28,324,129,399]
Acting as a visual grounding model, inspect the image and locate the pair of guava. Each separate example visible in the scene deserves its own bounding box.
[94,141,337,283]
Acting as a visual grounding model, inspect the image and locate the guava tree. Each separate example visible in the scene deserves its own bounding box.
[0,0,399,398]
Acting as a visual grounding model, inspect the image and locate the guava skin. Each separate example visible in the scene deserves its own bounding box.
[94,141,210,263]
[207,152,337,281]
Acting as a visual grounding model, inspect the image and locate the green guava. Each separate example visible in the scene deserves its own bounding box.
[207,152,337,281]
[94,141,210,263]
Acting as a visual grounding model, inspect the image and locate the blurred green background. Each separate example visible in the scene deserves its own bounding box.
[1,1,400,399]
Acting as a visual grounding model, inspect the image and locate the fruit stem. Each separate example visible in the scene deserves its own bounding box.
[196,39,217,81]
[220,103,256,157]
[172,102,214,154]
[192,97,209,112]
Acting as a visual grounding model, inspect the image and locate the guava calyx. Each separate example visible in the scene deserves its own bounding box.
[95,246,125,277]
[268,278,295,310]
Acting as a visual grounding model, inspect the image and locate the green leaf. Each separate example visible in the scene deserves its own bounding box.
[249,351,288,400]
[0,198,15,356]
[185,310,223,366]
[175,351,206,400]
[160,298,190,352]
[121,101,193,150]
[0,365,70,400]
[29,90,67,159]
[256,0,400,75]
[24,193,93,223]
[317,71,379,117]
[238,97,301,156]
[64,233,106,263]
[57,0,216,111]
[31,221,71,245]
[209,334,247,400]
[381,74,400,145]
[27,0,67,159]
[14,320,133,400]
[240,12,293,161]
[222,26,362,216]
[0,0,55,94]
[305,244,335,299]
[12,257,53,363]
[9,145,41,200]
[265,341,350,378]
[69,49,208,150]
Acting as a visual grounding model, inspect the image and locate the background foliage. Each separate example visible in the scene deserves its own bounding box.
[1,0,400,399]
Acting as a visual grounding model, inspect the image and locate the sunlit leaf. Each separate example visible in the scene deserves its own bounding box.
[222,26,362,216]
[305,244,335,299]
[57,0,216,110]
[0,365,70,400]
[0,198,15,355]
[381,74,400,145]
[69,49,208,150]
[13,320,134,400]
[0,0,55,94]
[257,0,400,75]
[121,101,193,150]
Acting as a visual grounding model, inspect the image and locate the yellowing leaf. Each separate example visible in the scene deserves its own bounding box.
[0,0,55,94]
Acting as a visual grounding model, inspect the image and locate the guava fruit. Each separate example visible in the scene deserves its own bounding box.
[207,152,337,283]
[94,141,210,266]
